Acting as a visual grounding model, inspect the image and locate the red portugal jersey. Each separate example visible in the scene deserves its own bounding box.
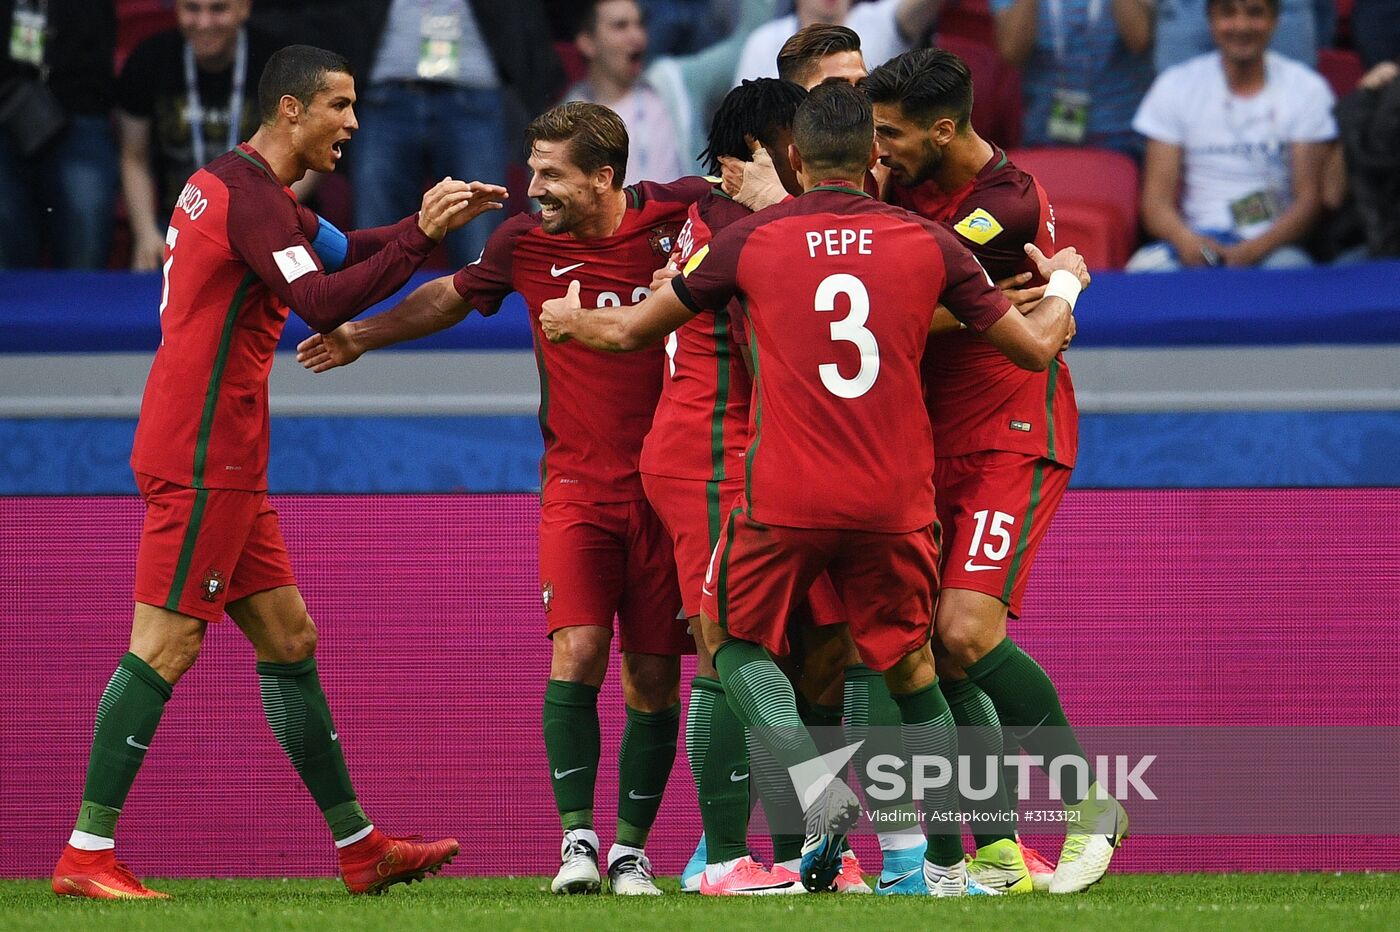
[131,143,437,490]
[638,186,753,482]
[453,177,711,503]
[673,182,1012,533]
[890,148,1079,466]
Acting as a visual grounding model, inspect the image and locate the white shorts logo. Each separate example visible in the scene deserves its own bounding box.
[273,245,317,283]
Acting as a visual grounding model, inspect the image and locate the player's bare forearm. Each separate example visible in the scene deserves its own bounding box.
[296,276,470,373]
[541,279,695,352]
[356,275,471,352]
[930,304,962,336]
[985,296,1072,370]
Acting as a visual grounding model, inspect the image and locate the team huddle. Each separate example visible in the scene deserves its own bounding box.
[52,29,1125,903]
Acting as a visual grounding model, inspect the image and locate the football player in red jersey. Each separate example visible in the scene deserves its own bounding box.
[540,82,1087,896]
[297,102,713,896]
[865,48,1128,894]
[52,45,506,900]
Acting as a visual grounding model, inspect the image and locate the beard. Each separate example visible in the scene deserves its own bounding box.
[894,140,944,187]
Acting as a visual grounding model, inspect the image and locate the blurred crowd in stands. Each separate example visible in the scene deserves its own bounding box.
[1,0,1396,272]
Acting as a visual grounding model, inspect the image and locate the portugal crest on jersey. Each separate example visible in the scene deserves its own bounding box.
[199,570,226,603]
[542,580,554,613]
[648,223,681,257]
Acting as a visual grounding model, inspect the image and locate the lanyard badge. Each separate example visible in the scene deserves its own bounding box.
[10,2,46,70]
[418,11,463,81]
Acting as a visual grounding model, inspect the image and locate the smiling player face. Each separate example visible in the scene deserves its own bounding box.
[527,139,609,235]
[294,71,358,173]
[872,101,944,187]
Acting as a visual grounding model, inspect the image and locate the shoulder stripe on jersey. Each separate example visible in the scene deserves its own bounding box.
[232,147,278,184]
[191,270,257,489]
[626,186,642,210]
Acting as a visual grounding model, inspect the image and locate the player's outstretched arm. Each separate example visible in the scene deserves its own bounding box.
[296,275,470,373]
[338,179,508,265]
[979,244,1086,371]
[540,279,694,352]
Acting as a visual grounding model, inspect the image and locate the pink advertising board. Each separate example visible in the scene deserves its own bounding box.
[3,491,1398,877]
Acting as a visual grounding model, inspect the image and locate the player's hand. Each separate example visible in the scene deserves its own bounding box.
[539,279,583,344]
[1025,243,1090,290]
[1360,60,1399,91]
[1173,232,1224,268]
[417,177,508,241]
[131,225,166,272]
[296,323,364,372]
[721,148,787,211]
[995,271,1046,315]
[1216,239,1264,268]
[650,262,680,291]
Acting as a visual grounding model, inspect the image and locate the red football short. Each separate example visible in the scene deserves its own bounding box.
[701,507,938,672]
[642,472,744,619]
[645,473,846,628]
[935,451,1072,618]
[538,498,690,655]
[133,473,297,623]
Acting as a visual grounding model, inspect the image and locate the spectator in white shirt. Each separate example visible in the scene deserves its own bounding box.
[1128,0,1336,270]
[733,0,946,84]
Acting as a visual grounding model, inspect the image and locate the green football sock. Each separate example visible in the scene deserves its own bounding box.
[257,658,369,842]
[892,682,965,867]
[845,664,920,838]
[964,637,1093,805]
[799,697,850,854]
[685,677,715,795]
[73,652,172,839]
[714,640,821,770]
[616,703,680,848]
[940,676,1016,848]
[747,729,804,863]
[693,677,752,863]
[543,679,600,831]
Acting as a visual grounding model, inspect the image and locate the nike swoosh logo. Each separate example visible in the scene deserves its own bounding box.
[876,868,921,891]
[729,771,749,783]
[628,790,662,800]
[550,262,585,278]
[963,560,1002,572]
[330,731,338,741]
[126,735,149,750]
[1009,713,1051,743]
[554,766,588,779]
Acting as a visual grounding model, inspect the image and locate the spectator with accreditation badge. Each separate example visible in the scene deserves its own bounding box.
[1127,0,1335,270]
[992,0,1154,157]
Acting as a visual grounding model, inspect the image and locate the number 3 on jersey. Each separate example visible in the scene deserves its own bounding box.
[815,273,879,398]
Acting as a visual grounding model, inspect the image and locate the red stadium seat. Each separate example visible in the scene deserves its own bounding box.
[1007,147,1139,268]
[935,34,1023,150]
[554,40,587,90]
[1318,48,1364,99]
[1041,204,1123,270]
[936,0,996,47]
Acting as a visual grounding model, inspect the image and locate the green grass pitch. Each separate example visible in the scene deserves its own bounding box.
[2,874,1398,931]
